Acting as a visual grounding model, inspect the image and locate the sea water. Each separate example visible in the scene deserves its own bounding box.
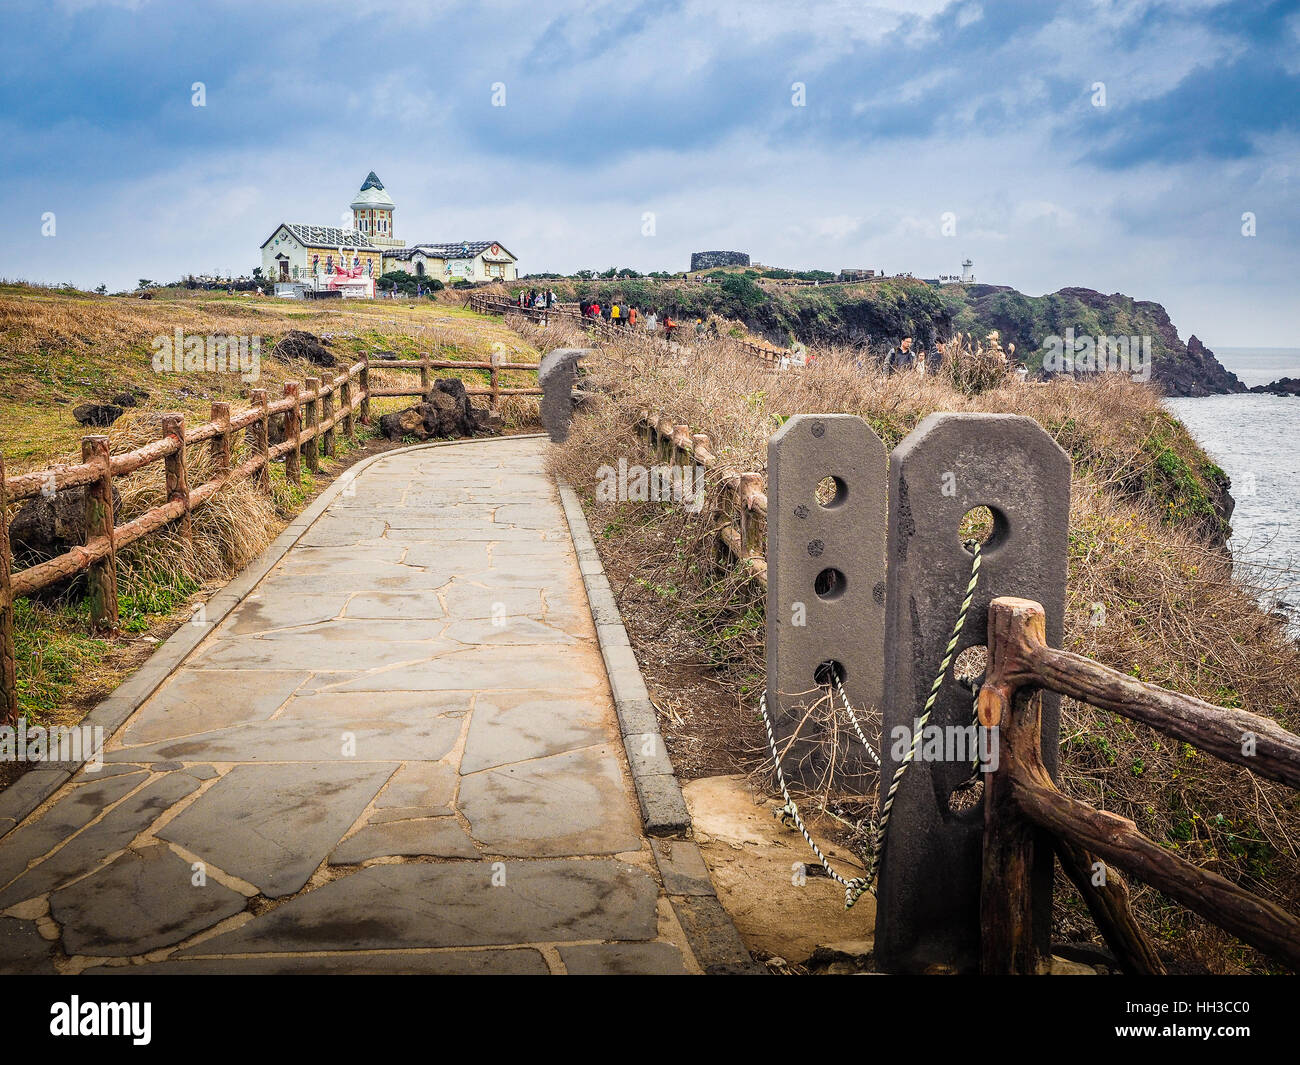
[1164,348,1300,624]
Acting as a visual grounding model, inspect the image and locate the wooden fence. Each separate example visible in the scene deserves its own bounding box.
[978,595,1300,974]
[0,351,541,725]
[637,412,768,587]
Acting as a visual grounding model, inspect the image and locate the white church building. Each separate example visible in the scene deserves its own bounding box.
[260,172,518,296]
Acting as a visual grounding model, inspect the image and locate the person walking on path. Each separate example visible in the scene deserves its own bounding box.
[663,314,678,341]
[628,306,638,328]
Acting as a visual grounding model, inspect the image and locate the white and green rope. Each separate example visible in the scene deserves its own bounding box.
[758,538,983,910]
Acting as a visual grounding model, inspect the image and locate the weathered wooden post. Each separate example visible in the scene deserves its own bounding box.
[419,355,430,392]
[82,435,120,633]
[283,382,302,485]
[0,452,18,725]
[321,375,335,458]
[736,472,765,561]
[250,388,271,491]
[490,350,502,412]
[303,376,320,473]
[160,414,191,543]
[341,371,355,441]
[875,413,1070,974]
[359,355,372,425]
[766,414,888,787]
[210,401,231,476]
[671,425,691,467]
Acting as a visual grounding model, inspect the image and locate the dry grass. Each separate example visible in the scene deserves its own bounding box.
[548,329,1300,973]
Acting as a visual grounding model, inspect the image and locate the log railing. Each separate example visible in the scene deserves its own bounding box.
[977,595,1300,974]
[367,351,542,409]
[0,350,542,725]
[636,412,768,587]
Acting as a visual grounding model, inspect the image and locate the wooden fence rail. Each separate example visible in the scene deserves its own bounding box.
[636,412,768,587]
[0,352,542,725]
[978,595,1300,974]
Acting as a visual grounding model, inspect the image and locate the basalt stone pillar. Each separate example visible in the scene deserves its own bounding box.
[765,414,888,788]
[875,413,1070,973]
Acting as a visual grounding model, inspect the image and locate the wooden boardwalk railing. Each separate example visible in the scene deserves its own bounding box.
[978,595,1300,974]
[0,352,541,725]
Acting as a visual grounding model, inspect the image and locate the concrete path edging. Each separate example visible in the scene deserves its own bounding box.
[0,434,547,839]
[556,477,761,975]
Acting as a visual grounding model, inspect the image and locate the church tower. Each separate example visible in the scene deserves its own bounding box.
[350,172,404,249]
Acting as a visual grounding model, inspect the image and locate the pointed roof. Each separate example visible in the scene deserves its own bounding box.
[351,171,396,211]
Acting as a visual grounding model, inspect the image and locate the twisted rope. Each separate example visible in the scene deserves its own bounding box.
[759,539,984,910]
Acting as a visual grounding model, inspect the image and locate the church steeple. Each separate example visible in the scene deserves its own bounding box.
[349,171,402,248]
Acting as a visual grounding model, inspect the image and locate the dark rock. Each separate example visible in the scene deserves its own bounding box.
[373,350,399,361]
[9,483,124,563]
[72,403,124,427]
[271,330,336,368]
[377,378,499,441]
[1249,376,1300,396]
[110,392,141,408]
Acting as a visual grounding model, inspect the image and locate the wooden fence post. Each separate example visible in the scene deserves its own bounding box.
[419,355,430,392]
[283,382,301,485]
[82,435,119,633]
[341,371,355,441]
[359,356,371,425]
[321,375,335,458]
[0,452,18,725]
[210,401,231,476]
[250,388,271,491]
[737,472,764,560]
[160,414,191,542]
[304,376,320,473]
[490,350,502,412]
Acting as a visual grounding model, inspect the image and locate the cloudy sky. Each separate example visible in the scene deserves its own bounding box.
[2,0,1297,345]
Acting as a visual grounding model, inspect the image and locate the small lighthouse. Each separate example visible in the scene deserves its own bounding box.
[350,172,404,249]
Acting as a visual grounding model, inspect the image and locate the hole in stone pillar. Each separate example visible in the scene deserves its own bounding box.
[814,660,846,686]
[814,567,846,600]
[947,777,984,814]
[952,644,988,689]
[959,505,1007,553]
[815,475,847,509]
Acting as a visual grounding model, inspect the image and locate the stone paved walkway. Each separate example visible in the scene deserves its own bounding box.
[0,438,705,974]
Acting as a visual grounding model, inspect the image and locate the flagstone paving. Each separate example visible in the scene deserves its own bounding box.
[0,438,707,974]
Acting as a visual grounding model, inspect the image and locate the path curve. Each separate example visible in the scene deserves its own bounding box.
[0,437,721,974]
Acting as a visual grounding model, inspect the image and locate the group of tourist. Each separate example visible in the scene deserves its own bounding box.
[517,288,559,309]
[579,300,685,340]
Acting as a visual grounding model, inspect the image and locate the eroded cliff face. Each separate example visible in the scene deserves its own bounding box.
[747,282,1247,397]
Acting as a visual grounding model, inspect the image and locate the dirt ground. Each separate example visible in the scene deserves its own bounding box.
[685,774,877,972]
